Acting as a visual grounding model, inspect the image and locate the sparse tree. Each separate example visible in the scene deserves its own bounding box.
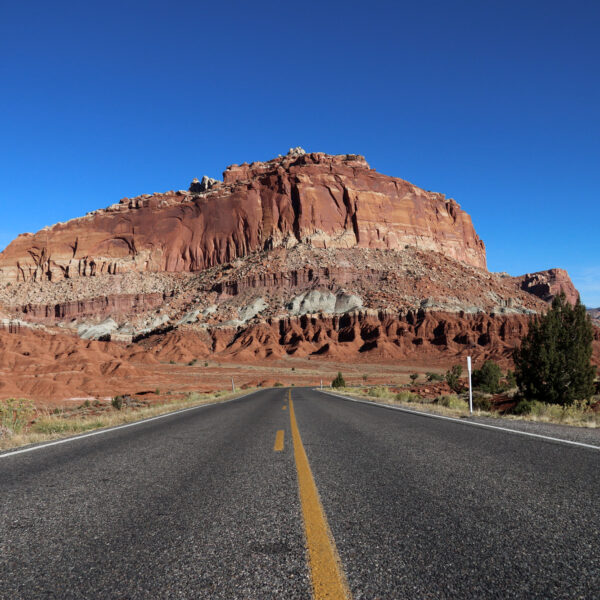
[331,372,346,388]
[472,361,502,394]
[513,293,596,406]
[445,364,463,393]
[409,373,419,384]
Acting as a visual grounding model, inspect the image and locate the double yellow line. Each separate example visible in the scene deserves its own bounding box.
[288,390,352,600]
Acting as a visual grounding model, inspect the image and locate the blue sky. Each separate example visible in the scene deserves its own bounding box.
[1,1,598,306]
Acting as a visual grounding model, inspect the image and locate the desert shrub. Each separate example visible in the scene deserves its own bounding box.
[435,394,468,410]
[512,399,534,415]
[188,359,197,366]
[0,399,34,434]
[362,374,368,382]
[472,394,492,411]
[368,386,390,398]
[472,361,502,394]
[274,382,284,387]
[395,391,419,403]
[445,365,463,393]
[409,373,419,383]
[111,396,124,410]
[513,293,596,406]
[506,369,517,388]
[426,372,444,382]
[31,419,73,434]
[331,372,346,388]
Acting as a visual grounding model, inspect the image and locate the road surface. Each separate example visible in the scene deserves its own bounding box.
[1,387,598,599]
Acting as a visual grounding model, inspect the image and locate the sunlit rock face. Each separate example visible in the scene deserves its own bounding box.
[0,151,486,284]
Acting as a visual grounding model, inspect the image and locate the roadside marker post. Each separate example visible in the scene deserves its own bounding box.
[467,356,473,414]
[231,378,235,393]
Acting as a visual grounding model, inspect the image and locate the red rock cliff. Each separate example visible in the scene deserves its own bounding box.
[515,268,580,305]
[0,151,486,283]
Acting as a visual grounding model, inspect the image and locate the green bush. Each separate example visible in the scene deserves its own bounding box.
[445,365,463,393]
[274,382,284,387]
[472,361,502,394]
[506,369,517,388]
[409,373,419,383]
[472,394,492,411]
[513,293,596,406]
[111,396,124,410]
[512,399,534,415]
[331,372,346,388]
[426,372,444,382]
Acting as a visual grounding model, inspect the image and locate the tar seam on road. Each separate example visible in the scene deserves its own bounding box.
[0,390,260,459]
[289,390,352,600]
[322,390,600,451]
[274,429,285,451]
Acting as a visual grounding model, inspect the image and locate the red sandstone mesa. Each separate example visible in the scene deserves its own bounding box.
[0,152,486,284]
[0,149,596,404]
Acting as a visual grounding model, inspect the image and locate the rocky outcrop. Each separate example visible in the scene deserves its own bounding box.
[515,268,579,305]
[0,151,486,284]
[14,292,167,322]
[287,290,363,315]
[189,176,220,193]
[169,309,535,364]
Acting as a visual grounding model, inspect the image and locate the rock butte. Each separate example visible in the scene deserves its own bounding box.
[0,151,486,283]
[0,148,596,404]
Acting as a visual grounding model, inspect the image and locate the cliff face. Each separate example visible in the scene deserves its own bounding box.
[515,268,580,305]
[0,152,486,284]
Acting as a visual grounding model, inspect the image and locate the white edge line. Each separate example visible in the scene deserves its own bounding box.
[319,389,600,451]
[0,389,260,459]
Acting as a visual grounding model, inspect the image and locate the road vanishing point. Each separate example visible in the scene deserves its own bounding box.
[1,387,599,599]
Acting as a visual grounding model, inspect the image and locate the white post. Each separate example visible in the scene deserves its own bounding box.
[320,379,323,390]
[231,378,235,393]
[467,356,473,414]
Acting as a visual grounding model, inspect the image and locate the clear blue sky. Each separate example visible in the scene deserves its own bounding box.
[1,1,598,306]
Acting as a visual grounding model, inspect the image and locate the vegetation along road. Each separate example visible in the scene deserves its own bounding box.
[1,387,599,599]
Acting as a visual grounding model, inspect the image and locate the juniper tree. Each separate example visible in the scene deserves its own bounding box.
[331,372,346,388]
[472,360,502,393]
[513,293,596,406]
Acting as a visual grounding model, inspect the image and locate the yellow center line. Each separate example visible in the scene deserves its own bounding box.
[289,390,352,600]
[273,429,285,451]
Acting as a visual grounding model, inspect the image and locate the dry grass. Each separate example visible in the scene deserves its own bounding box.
[0,389,257,452]
[335,387,477,418]
[332,387,600,427]
[498,400,600,428]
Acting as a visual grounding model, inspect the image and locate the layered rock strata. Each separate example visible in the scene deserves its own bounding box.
[0,151,486,284]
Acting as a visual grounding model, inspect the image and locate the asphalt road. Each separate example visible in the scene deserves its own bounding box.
[1,388,599,599]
